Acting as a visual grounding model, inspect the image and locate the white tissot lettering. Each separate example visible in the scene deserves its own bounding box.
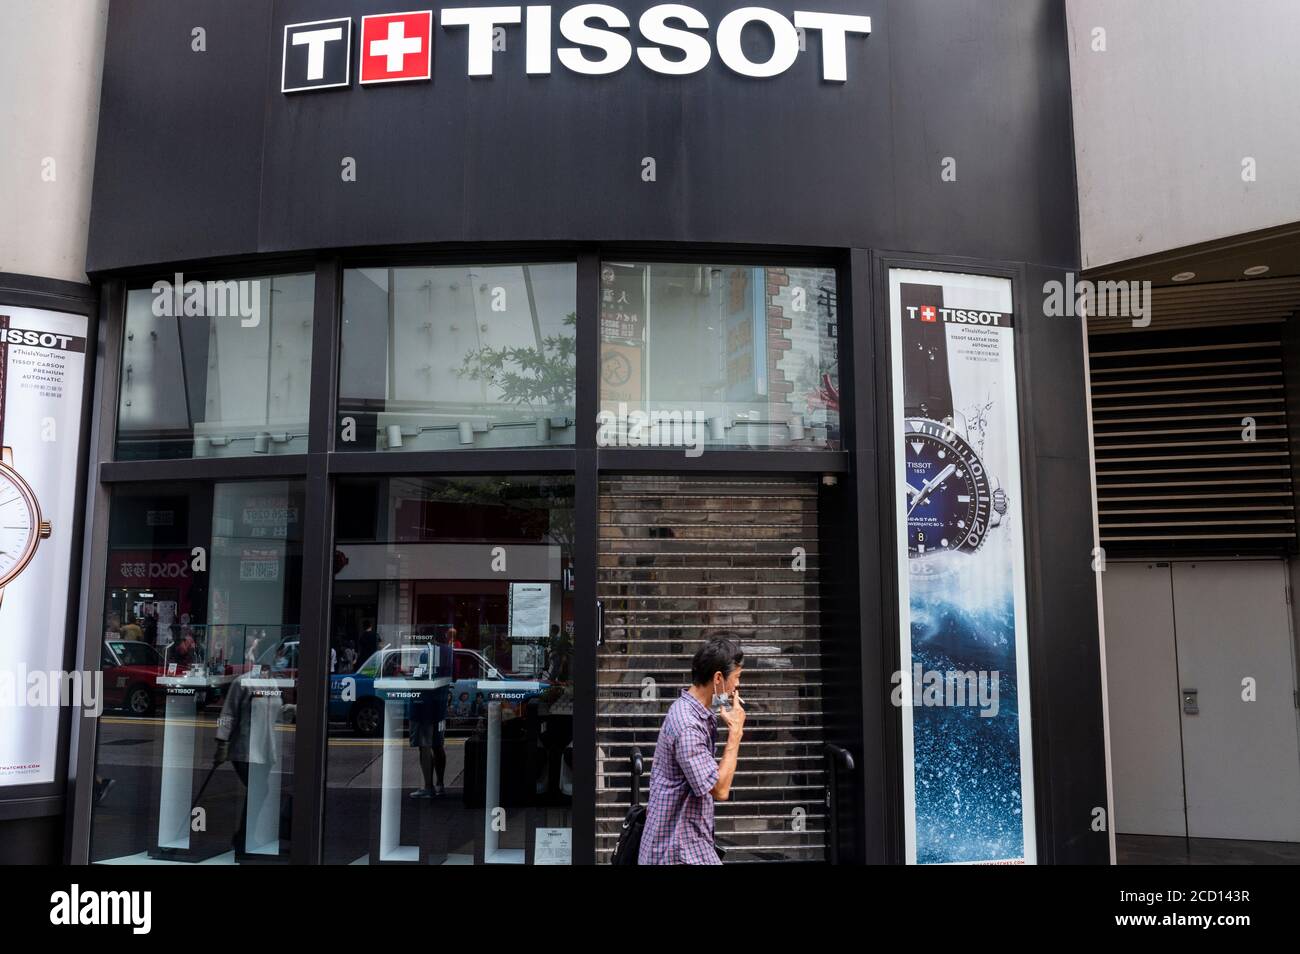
[557,4,632,74]
[716,7,799,77]
[293,27,344,80]
[442,7,523,75]
[637,4,711,75]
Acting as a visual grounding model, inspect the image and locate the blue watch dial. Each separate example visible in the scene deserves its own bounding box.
[904,418,992,557]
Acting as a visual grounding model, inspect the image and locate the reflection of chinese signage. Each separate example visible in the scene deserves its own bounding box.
[600,342,643,404]
[241,500,298,539]
[109,551,192,584]
[239,549,281,582]
[600,264,645,341]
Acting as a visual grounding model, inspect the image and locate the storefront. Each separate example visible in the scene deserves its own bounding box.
[48,0,1107,864]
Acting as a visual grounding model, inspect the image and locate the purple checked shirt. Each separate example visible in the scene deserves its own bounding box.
[638,689,721,865]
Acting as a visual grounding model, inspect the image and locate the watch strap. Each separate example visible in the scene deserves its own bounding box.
[900,283,953,421]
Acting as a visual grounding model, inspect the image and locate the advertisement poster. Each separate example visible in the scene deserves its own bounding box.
[0,307,89,787]
[888,269,1035,864]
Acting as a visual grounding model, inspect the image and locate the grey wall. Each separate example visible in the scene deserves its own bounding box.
[0,0,108,283]
[1067,0,1300,269]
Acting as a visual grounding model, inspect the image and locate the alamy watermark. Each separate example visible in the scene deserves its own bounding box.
[151,272,261,327]
[0,667,102,718]
[596,402,706,457]
[891,664,1000,717]
[1043,273,1152,328]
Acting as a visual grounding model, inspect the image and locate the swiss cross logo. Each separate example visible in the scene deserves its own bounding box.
[919,305,937,322]
[360,11,433,84]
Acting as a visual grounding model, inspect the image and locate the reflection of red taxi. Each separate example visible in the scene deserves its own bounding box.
[101,640,166,716]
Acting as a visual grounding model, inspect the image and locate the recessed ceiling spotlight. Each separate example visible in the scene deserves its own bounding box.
[1244,265,1270,276]
[1171,271,1196,282]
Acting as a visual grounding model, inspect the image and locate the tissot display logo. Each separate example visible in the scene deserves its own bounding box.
[281,5,872,93]
[282,17,352,92]
[905,304,1014,327]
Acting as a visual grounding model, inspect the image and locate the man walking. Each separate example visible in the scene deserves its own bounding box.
[638,637,746,865]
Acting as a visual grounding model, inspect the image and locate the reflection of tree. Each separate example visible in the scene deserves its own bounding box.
[457,313,576,416]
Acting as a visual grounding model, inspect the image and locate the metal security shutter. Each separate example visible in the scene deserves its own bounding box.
[596,476,825,863]
[1089,322,1296,551]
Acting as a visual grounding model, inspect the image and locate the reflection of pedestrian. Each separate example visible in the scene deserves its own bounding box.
[358,621,378,667]
[409,644,451,799]
[215,672,288,852]
[449,627,473,679]
[169,631,201,668]
[140,605,158,645]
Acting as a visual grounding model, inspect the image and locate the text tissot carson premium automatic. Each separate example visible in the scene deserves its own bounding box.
[900,284,1007,559]
[0,316,51,607]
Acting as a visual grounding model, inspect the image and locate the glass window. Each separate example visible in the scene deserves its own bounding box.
[598,262,840,451]
[116,274,315,459]
[324,475,575,865]
[338,264,576,451]
[89,480,305,863]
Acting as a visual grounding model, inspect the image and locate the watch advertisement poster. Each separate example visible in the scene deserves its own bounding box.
[888,268,1035,863]
[0,307,89,788]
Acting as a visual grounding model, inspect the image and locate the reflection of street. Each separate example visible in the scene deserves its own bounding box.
[323,732,482,865]
[92,715,491,863]
[91,715,298,863]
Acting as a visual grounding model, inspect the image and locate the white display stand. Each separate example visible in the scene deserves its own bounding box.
[154,673,233,852]
[373,676,451,863]
[240,676,295,855]
[156,682,200,850]
[483,701,525,864]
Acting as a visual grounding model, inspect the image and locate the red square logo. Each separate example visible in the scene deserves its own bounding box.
[360,11,432,84]
[920,305,937,322]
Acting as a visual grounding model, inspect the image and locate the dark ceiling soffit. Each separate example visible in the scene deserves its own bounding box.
[1082,220,1300,287]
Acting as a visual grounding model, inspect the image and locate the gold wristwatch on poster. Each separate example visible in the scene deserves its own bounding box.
[0,316,52,609]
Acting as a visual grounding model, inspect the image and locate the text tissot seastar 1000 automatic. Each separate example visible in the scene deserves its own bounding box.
[900,284,1007,560]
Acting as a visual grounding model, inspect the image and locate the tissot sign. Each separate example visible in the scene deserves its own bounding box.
[282,5,871,91]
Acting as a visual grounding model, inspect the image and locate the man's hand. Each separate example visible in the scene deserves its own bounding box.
[718,690,746,735]
[213,740,229,766]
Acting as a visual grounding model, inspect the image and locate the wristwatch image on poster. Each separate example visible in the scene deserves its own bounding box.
[888,268,1036,864]
[0,308,88,788]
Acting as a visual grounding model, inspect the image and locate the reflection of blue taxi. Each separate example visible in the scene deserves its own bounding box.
[328,647,548,736]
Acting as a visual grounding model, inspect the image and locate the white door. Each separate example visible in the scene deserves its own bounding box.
[1172,561,1300,842]
[1103,562,1187,836]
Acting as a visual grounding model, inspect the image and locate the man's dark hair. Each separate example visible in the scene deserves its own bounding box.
[691,637,744,686]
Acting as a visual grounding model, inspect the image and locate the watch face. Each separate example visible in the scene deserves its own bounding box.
[0,467,41,586]
[903,418,992,558]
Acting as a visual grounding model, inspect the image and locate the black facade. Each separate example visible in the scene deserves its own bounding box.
[45,0,1104,864]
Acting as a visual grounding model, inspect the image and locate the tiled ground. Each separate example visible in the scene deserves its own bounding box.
[1118,834,1300,865]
